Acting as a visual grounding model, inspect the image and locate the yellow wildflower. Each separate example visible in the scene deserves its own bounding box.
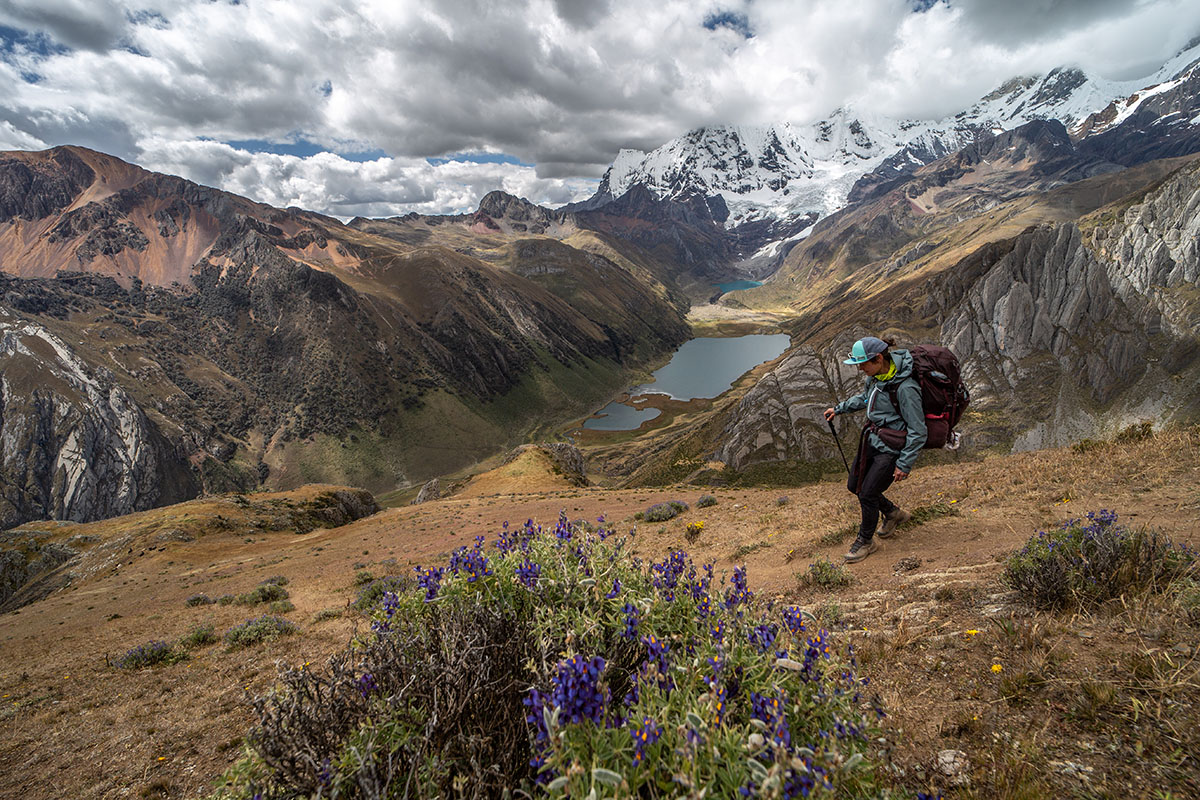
[991,664,1003,673]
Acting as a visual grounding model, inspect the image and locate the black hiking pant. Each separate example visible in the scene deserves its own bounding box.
[848,440,898,541]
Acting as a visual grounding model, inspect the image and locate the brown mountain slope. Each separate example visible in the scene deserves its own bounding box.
[0,147,691,527]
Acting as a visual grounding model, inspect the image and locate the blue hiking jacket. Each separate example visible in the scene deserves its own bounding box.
[833,349,928,473]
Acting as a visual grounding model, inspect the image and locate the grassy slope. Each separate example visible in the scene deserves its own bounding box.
[2,428,1197,799]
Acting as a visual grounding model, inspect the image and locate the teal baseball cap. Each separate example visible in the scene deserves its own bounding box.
[843,336,888,365]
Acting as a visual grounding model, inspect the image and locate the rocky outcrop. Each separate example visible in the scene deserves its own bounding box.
[0,527,79,609]
[0,310,197,527]
[714,347,857,470]
[540,442,588,486]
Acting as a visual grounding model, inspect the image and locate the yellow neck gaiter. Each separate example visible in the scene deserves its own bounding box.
[875,359,897,382]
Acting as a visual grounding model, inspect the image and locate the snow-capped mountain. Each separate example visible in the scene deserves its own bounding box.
[588,39,1200,234]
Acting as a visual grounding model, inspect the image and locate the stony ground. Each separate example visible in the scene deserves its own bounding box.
[0,429,1197,799]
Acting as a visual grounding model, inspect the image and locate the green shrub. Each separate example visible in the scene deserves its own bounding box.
[908,502,960,525]
[644,499,688,522]
[313,608,343,622]
[217,594,236,605]
[696,494,718,508]
[1004,511,1196,610]
[179,624,217,649]
[236,584,289,606]
[214,514,882,799]
[268,600,296,614]
[353,570,376,586]
[114,640,181,669]
[186,593,215,607]
[353,576,411,612]
[224,616,298,648]
[259,575,290,587]
[798,557,853,589]
[818,526,857,547]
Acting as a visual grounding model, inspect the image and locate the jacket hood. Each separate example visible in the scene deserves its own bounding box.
[881,349,914,383]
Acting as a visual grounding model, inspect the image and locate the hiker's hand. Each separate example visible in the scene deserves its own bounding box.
[893,468,908,482]
[823,408,836,421]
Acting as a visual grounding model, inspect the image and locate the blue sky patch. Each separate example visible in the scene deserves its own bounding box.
[226,138,388,162]
[0,25,71,59]
[703,11,753,39]
[427,152,533,167]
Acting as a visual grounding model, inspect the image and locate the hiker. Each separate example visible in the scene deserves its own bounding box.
[823,336,926,563]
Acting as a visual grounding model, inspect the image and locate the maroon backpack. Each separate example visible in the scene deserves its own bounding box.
[884,345,970,449]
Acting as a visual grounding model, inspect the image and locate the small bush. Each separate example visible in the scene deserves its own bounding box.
[218,594,236,605]
[268,600,296,614]
[225,616,298,648]
[798,557,853,589]
[908,502,959,525]
[353,570,375,586]
[819,526,857,547]
[215,514,882,799]
[353,576,411,612]
[186,593,215,607]
[696,494,718,508]
[1004,511,1196,610]
[776,495,789,506]
[179,624,217,649]
[236,584,290,606]
[259,575,290,587]
[1114,422,1154,444]
[732,540,770,559]
[313,608,342,623]
[114,640,180,669]
[643,500,688,522]
[684,520,705,542]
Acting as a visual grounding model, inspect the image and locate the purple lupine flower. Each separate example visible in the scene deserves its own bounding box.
[782,606,807,635]
[621,602,640,640]
[630,716,662,766]
[641,633,674,694]
[357,672,378,697]
[606,577,621,599]
[724,565,752,611]
[515,558,541,589]
[414,566,444,602]
[748,623,777,653]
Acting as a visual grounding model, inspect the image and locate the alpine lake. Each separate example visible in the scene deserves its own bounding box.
[581,333,791,432]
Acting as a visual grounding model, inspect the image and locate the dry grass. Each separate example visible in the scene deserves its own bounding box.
[1,428,1199,798]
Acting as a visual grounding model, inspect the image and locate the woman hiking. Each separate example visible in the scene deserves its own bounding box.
[823,336,926,563]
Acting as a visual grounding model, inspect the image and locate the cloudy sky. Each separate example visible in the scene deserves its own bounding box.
[0,0,1196,218]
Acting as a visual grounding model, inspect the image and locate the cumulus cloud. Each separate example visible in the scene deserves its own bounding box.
[136,137,599,220]
[0,0,1195,215]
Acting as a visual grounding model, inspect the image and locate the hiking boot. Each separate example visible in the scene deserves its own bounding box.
[843,535,879,563]
[878,508,911,539]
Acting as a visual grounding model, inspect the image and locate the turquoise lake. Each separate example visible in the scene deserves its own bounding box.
[583,333,791,431]
[714,279,764,292]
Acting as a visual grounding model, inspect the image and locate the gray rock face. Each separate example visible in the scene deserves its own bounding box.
[715,347,857,470]
[0,311,196,528]
[540,442,588,486]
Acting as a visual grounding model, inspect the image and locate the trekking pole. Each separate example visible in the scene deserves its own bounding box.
[827,417,851,474]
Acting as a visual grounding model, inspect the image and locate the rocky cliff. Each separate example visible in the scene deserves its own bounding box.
[0,309,196,527]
